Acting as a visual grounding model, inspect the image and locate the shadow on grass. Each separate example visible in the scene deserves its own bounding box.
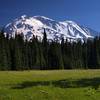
[12,77,100,90]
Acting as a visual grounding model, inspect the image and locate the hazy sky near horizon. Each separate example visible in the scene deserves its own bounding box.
[0,0,100,31]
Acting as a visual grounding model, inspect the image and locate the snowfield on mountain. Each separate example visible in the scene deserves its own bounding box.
[4,15,98,41]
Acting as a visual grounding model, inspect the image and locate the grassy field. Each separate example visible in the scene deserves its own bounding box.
[0,70,100,100]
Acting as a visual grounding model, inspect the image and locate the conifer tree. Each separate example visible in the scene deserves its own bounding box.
[0,30,10,70]
[14,34,24,70]
[42,28,48,69]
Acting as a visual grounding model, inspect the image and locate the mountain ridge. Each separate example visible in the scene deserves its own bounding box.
[4,15,99,42]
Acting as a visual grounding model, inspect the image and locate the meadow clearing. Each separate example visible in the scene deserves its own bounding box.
[0,70,100,100]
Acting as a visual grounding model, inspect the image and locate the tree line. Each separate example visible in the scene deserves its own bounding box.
[0,30,100,70]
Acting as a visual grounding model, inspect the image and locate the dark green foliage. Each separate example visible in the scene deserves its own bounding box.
[14,34,24,70]
[0,30,11,70]
[0,29,100,70]
[41,29,48,69]
[48,41,64,69]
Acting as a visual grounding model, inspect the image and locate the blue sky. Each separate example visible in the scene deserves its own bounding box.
[0,0,100,31]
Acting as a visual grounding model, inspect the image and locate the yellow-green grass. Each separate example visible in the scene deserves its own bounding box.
[0,70,100,100]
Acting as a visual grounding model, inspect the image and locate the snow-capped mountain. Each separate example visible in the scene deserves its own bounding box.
[4,15,98,42]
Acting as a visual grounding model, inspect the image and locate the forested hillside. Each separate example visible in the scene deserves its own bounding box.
[0,29,100,70]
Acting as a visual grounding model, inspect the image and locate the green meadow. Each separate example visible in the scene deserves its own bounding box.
[0,70,100,100]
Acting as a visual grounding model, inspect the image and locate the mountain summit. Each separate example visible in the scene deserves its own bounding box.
[4,15,98,41]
